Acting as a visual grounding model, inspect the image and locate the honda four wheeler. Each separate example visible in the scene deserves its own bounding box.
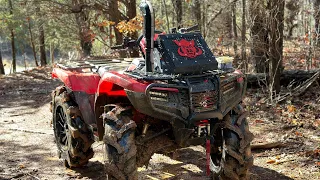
[51,1,253,179]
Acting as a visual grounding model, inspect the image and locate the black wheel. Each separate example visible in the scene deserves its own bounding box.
[103,105,137,180]
[52,86,94,168]
[210,104,254,180]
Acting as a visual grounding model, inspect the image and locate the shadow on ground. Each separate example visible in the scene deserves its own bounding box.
[0,68,60,111]
[142,146,295,180]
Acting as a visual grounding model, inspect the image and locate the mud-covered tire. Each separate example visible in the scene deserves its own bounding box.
[52,86,94,168]
[103,106,137,180]
[210,104,254,180]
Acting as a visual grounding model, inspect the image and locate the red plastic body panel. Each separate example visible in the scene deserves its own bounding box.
[52,68,100,94]
[97,71,149,96]
[52,68,149,96]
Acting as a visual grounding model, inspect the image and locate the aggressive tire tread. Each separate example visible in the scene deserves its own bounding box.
[103,105,137,180]
[211,104,253,180]
[52,86,94,168]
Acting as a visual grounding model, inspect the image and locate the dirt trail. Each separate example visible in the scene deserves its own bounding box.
[0,68,319,180]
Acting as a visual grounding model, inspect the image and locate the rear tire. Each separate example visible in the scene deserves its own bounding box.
[210,105,254,180]
[103,105,137,180]
[52,86,94,168]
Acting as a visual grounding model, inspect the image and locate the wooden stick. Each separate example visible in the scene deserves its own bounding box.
[251,142,286,150]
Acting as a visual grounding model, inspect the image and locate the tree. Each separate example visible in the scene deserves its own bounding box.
[37,5,47,66]
[192,0,201,32]
[126,0,139,57]
[39,21,47,66]
[285,0,300,38]
[268,0,285,95]
[231,0,238,58]
[314,0,320,44]
[250,0,269,73]
[73,0,92,57]
[27,18,39,66]
[0,50,4,74]
[8,0,16,73]
[172,0,183,27]
[241,0,247,71]
[108,0,125,57]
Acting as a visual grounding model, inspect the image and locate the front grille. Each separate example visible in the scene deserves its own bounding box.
[191,90,218,112]
[222,81,237,102]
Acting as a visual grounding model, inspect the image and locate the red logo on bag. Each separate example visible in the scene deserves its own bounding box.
[173,39,203,58]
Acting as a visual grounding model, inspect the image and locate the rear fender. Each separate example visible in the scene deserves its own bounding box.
[52,68,100,127]
[52,68,100,94]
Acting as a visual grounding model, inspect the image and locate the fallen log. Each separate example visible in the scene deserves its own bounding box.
[246,69,320,87]
[251,141,286,150]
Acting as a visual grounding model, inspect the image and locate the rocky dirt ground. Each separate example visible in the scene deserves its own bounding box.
[0,68,319,180]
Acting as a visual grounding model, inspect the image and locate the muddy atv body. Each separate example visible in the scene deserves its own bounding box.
[50,1,253,179]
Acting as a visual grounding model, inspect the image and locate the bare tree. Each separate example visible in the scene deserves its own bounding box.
[231,0,238,58]
[250,0,269,73]
[241,0,247,71]
[314,0,320,44]
[0,50,4,75]
[192,0,201,32]
[172,0,183,27]
[268,0,285,95]
[39,22,47,66]
[27,18,39,67]
[285,0,300,38]
[126,0,139,57]
[8,0,16,73]
[73,0,92,57]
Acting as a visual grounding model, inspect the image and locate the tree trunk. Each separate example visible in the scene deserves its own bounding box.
[268,0,285,94]
[73,0,92,57]
[127,0,139,57]
[225,0,232,39]
[0,50,5,75]
[250,0,269,73]
[162,0,170,32]
[241,0,247,71]
[231,0,238,58]
[192,0,201,32]
[50,42,54,65]
[314,0,320,45]
[172,0,183,27]
[109,0,125,57]
[39,22,47,66]
[8,0,16,73]
[27,19,39,67]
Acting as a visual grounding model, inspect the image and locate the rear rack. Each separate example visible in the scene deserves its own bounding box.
[56,58,134,72]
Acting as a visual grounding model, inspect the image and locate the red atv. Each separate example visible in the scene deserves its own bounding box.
[51,1,253,179]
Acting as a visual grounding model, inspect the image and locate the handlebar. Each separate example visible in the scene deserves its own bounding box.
[110,45,124,50]
[179,24,199,33]
[110,39,137,50]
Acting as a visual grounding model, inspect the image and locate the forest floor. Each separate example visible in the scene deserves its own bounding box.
[0,67,319,180]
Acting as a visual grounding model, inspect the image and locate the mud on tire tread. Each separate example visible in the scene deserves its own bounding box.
[103,106,137,180]
[52,86,94,168]
[211,104,254,180]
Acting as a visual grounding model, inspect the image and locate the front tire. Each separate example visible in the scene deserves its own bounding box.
[52,86,94,168]
[103,105,137,180]
[210,105,254,180]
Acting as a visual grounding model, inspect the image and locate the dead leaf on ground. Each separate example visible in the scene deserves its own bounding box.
[313,120,320,128]
[266,159,276,164]
[295,131,303,136]
[255,119,264,123]
[287,105,296,113]
[18,164,25,169]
